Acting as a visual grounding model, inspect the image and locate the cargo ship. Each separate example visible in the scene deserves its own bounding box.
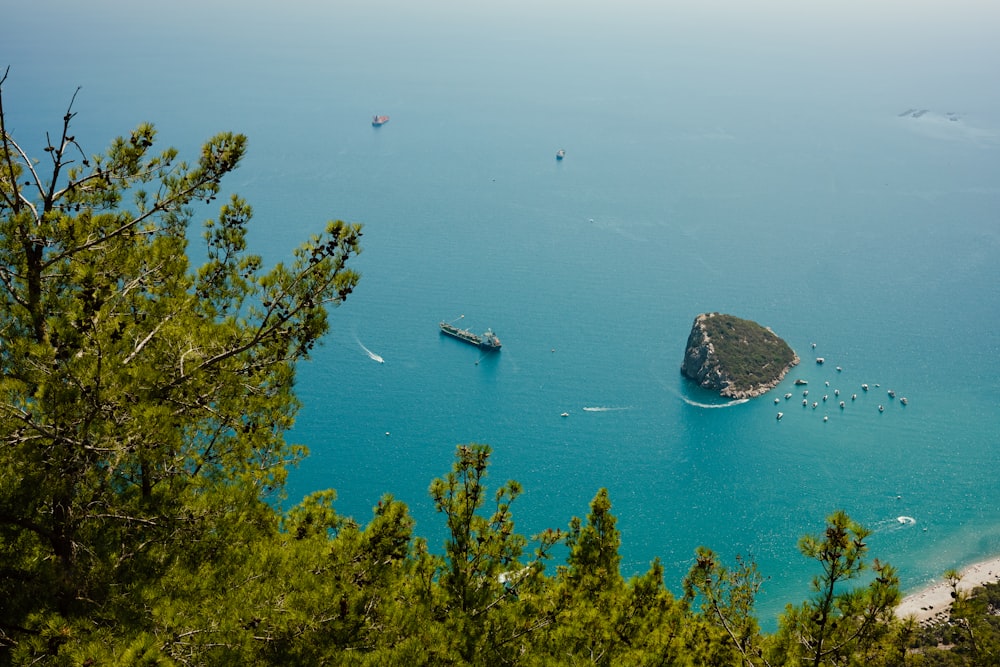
[372,115,389,127]
[439,321,501,351]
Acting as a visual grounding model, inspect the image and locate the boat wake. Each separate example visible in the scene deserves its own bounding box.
[583,406,631,412]
[356,338,384,364]
[648,366,749,410]
[870,516,918,534]
[678,396,749,409]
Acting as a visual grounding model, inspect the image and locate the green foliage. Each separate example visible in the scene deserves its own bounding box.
[908,579,1000,666]
[684,547,768,666]
[0,74,361,660]
[769,510,902,667]
[423,444,563,664]
[540,490,709,666]
[5,77,981,667]
[429,444,527,615]
[698,313,797,391]
[562,488,623,597]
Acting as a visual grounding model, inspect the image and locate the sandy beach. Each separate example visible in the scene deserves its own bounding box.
[895,556,1000,625]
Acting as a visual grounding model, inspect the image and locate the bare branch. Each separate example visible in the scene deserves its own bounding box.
[0,403,84,450]
[0,66,20,212]
[0,265,30,309]
[122,309,178,366]
[42,86,80,206]
[0,511,57,544]
[0,127,43,221]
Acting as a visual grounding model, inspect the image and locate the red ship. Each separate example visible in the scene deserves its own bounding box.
[371,115,389,127]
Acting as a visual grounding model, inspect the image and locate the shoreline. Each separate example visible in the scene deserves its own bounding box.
[895,555,1000,625]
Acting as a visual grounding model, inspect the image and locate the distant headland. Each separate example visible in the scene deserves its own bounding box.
[680,313,799,399]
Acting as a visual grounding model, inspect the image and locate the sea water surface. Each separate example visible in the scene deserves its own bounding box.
[6,0,1000,626]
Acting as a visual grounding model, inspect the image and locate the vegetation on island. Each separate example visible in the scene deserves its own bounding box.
[3,77,999,665]
[682,313,799,397]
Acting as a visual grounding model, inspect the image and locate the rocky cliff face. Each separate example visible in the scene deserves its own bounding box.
[680,313,799,399]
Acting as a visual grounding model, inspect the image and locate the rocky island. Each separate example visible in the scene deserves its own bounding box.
[680,313,799,399]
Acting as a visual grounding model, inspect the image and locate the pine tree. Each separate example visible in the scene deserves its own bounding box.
[0,72,362,658]
[770,510,901,667]
[683,547,768,666]
[425,444,562,664]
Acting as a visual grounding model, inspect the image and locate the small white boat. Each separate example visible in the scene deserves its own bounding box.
[823,415,828,422]
[774,397,780,404]
[784,393,793,399]
[900,397,908,405]
[816,357,825,364]
[776,412,784,420]
[560,412,569,418]
[839,401,845,409]
[878,405,884,413]
[802,399,808,406]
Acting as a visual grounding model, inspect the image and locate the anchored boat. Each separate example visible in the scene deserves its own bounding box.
[372,115,389,127]
[439,320,501,351]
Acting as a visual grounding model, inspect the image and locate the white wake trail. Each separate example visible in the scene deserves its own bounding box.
[678,396,749,409]
[355,337,384,363]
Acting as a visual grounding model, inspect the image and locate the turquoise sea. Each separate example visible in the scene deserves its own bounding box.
[7,0,1000,625]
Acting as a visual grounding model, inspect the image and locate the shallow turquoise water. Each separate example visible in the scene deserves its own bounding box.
[6,0,1000,626]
